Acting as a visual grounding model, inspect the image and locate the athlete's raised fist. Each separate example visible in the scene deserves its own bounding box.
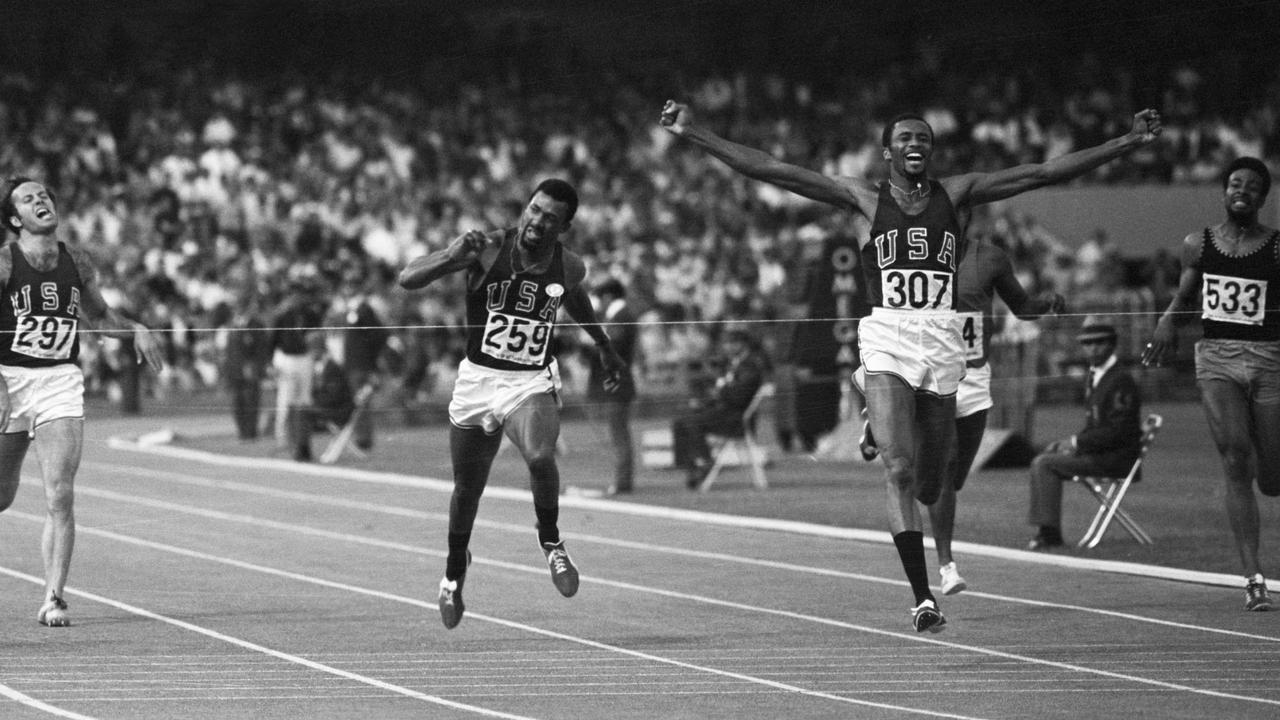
[450,229,491,260]
[659,100,692,135]
[1131,109,1163,143]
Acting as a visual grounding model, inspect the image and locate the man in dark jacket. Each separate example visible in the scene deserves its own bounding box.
[586,278,638,494]
[224,295,271,440]
[1027,321,1142,549]
[338,272,389,451]
[672,329,770,489]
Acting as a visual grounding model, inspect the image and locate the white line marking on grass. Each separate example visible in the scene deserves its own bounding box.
[5,513,987,720]
[99,443,1245,588]
[23,492,1280,709]
[79,464,1280,644]
[0,564,536,720]
[0,683,98,720]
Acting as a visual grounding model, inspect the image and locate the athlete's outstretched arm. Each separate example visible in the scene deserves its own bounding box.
[399,229,495,290]
[660,100,869,213]
[990,252,1065,319]
[70,246,165,372]
[1142,231,1203,366]
[561,252,625,387]
[952,109,1163,206]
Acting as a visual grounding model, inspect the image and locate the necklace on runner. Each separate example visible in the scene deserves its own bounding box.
[889,179,930,199]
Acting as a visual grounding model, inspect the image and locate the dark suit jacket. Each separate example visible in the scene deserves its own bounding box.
[342,299,389,375]
[1075,362,1143,476]
[312,357,355,426]
[706,349,769,416]
[586,301,638,403]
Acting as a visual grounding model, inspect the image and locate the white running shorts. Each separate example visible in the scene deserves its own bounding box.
[954,362,993,418]
[0,364,85,435]
[448,357,562,434]
[855,308,965,397]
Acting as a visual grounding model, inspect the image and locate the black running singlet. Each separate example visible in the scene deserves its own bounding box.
[464,230,567,371]
[1198,228,1280,342]
[861,181,963,313]
[0,242,84,367]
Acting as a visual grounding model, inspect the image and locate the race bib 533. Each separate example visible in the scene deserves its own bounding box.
[1202,273,1267,326]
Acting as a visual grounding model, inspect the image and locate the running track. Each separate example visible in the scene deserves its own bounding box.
[1,415,1278,720]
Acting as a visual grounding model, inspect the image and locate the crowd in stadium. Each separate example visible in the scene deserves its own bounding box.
[0,31,1275,406]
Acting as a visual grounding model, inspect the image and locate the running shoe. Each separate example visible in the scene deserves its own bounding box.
[37,595,70,627]
[437,576,465,629]
[911,598,947,633]
[939,562,968,596]
[1245,575,1274,612]
[542,541,579,597]
[438,550,471,629]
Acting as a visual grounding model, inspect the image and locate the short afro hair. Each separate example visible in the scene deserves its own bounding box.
[529,178,578,222]
[1221,156,1272,199]
[881,113,932,148]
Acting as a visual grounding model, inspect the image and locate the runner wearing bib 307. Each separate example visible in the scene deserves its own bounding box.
[661,98,1162,633]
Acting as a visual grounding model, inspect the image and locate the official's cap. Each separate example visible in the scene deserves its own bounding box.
[1076,320,1117,344]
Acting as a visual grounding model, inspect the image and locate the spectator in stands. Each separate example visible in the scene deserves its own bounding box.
[1027,321,1142,549]
[672,328,770,489]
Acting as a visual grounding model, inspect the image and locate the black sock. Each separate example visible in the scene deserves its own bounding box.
[893,530,934,605]
[1039,525,1063,543]
[534,506,560,546]
[446,531,471,581]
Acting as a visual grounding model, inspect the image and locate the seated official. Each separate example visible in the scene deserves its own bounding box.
[672,329,770,488]
[308,331,355,431]
[1027,322,1142,549]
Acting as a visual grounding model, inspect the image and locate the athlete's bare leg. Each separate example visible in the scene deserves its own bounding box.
[444,423,502,581]
[864,372,922,535]
[930,410,987,566]
[33,418,82,601]
[1250,398,1280,498]
[1200,379,1263,576]
[504,393,565,543]
[0,432,31,512]
[913,392,957,506]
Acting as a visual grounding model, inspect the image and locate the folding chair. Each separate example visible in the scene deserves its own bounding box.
[1073,413,1162,548]
[699,382,775,492]
[319,384,376,465]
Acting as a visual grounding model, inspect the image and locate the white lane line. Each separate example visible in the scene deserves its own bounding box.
[6,512,986,720]
[22,492,1280,709]
[94,446,1245,589]
[0,683,98,720]
[77,465,1280,644]
[0,564,536,720]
